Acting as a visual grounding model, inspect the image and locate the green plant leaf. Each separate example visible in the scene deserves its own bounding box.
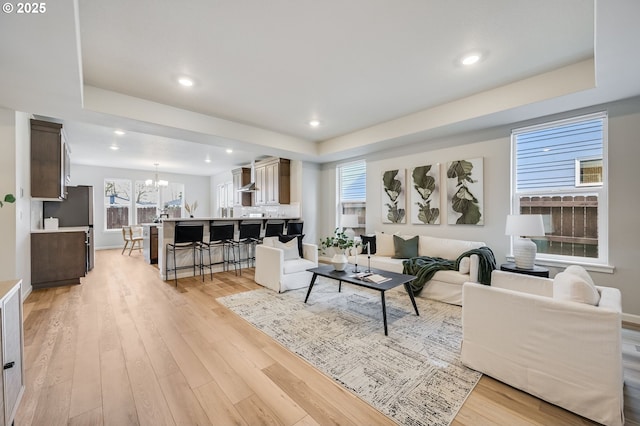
[451,189,481,224]
[447,160,474,184]
[1,193,16,208]
[416,202,439,224]
[383,170,403,202]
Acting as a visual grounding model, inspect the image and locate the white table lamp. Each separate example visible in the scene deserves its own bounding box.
[505,214,545,270]
[341,214,359,239]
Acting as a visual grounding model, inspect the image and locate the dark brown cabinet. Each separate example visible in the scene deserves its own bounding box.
[143,225,159,264]
[31,119,69,200]
[253,158,290,205]
[31,231,87,289]
[232,167,252,206]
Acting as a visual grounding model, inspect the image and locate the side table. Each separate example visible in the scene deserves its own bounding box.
[500,262,550,278]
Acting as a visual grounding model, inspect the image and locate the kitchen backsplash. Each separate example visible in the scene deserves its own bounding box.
[223,202,300,218]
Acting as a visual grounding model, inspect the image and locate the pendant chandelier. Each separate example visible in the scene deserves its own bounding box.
[146,163,169,187]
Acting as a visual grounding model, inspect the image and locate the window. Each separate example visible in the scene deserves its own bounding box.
[217,181,233,213]
[134,181,159,224]
[337,160,366,235]
[104,178,131,230]
[160,183,184,218]
[511,112,608,264]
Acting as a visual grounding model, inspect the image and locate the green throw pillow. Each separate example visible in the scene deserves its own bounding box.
[393,235,418,259]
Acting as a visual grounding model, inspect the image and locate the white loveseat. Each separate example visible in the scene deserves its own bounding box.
[348,233,486,305]
[254,236,318,293]
[461,270,624,426]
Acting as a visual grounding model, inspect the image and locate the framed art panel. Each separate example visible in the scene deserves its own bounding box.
[410,164,440,224]
[446,158,484,225]
[381,169,406,223]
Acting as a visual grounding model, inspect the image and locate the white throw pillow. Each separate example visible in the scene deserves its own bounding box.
[553,271,600,305]
[458,257,470,274]
[274,238,300,261]
[262,236,277,248]
[564,265,596,286]
[375,232,396,257]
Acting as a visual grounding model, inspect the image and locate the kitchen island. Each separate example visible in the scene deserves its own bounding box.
[158,217,301,281]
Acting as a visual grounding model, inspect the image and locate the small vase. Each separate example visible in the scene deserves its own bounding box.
[331,252,348,271]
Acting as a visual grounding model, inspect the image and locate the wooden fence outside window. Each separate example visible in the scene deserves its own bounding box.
[519,195,598,258]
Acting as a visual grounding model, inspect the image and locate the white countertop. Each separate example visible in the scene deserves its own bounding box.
[161,217,300,222]
[31,226,89,234]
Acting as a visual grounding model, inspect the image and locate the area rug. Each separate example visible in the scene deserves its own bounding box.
[217,278,481,426]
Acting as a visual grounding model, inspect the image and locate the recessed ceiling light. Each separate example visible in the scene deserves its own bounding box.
[461,54,481,66]
[226,149,233,154]
[205,158,211,163]
[178,77,194,87]
[114,130,125,136]
[110,145,119,151]
[309,120,321,128]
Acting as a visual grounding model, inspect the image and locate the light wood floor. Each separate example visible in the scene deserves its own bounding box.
[16,249,639,425]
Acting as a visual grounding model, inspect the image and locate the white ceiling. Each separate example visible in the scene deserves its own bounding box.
[1,0,640,176]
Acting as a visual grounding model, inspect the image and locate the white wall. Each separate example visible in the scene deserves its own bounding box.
[0,109,17,281]
[0,109,31,298]
[70,164,211,249]
[299,161,320,245]
[317,96,640,316]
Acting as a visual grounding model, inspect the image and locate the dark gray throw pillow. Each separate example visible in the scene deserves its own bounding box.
[392,235,418,259]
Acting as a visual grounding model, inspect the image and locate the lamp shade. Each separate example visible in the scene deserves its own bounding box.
[341,214,359,229]
[505,214,545,237]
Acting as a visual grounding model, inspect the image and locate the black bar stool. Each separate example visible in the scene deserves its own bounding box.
[165,224,204,286]
[264,221,285,237]
[232,221,262,274]
[286,221,303,235]
[200,223,238,277]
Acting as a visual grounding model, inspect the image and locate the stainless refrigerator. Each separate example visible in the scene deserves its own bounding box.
[43,185,95,271]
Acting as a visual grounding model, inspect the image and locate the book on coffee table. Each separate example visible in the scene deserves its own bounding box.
[352,272,390,284]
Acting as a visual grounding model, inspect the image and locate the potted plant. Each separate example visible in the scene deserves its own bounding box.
[319,228,357,271]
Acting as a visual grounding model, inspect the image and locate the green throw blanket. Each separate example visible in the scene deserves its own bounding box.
[402,246,496,295]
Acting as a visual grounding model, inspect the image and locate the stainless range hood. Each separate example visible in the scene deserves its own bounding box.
[238,160,258,192]
[238,182,256,192]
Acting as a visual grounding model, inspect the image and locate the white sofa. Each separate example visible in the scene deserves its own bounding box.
[254,236,318,293]
[348,233,486,305]
[461,270,624,426]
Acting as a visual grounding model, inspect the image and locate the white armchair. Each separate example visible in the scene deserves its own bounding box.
[255,236,318,293]
[461,270,624,426]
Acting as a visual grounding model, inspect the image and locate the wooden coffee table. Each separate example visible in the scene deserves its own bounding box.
[305,264,419,336]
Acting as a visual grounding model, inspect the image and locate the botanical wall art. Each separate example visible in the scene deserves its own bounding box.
[410,164,440,224]
[381,169,406,223]
[446,158,484,225]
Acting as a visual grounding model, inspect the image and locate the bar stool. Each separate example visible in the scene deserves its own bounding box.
[264,221,285,237]
[286,221,304,235]
[232,221,262,274]
[165,224,204,286]
[200,223,238,278]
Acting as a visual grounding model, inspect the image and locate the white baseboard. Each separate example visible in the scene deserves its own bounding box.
[623,313,640,325]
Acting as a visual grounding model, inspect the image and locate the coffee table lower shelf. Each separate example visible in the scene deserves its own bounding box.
[304,265,419,336]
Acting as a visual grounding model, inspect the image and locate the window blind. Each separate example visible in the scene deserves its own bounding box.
[515,117,603,191]
[340,160,366,202]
